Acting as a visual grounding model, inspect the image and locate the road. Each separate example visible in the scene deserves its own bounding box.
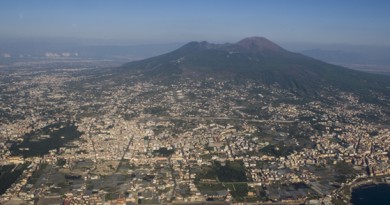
[135,116,296,123]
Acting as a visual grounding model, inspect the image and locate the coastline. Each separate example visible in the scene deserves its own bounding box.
[334,174,390,204]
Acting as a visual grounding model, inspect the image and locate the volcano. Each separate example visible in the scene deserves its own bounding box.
[119,37,390,99]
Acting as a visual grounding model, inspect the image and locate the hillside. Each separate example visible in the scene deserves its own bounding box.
[119,37,390,98]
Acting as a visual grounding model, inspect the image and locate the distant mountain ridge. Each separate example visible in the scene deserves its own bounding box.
[236,37,285,53]
[120,37,390,99]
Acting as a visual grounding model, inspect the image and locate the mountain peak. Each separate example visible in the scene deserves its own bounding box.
[120,36,390,99]
[236,36,284,52]
[181,40,222,49]
[177,41,218,53]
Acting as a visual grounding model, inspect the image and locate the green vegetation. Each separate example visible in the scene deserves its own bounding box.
[153,148,175,157]
[214,161,248,182]
[196,182,225,192]
[0,163,29,195]
[10,123,83,157]
[56,158,67,166]
[334,161,357,183]
[224,183,249,200]
[123,112,139,120]
[259,144,296,157]
[195,165,217,181]
[143,136,150,141]
[195,162,247,201]
[195,161,248,183]
[143,106,167,115]
[105,192,119,201]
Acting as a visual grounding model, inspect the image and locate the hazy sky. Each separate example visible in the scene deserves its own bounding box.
[1,0,389,45]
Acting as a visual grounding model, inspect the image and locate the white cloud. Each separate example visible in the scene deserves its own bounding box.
[45,52,60,58]
[62,52,71,57]
[2,53,11,58]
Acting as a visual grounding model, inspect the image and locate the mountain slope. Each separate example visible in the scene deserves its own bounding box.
[119,37,390,97]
